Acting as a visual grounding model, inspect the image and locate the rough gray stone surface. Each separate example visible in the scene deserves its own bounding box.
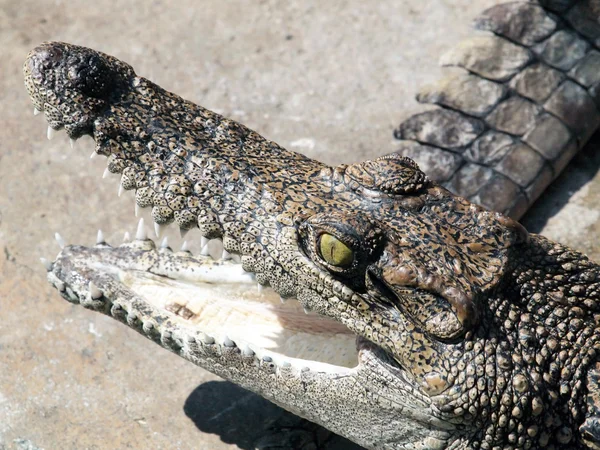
[523,112,572,160]
[394,109,485,150]
[417,72,506,117]
[534,30,590,70]
[486,96,540,136]
[439,35,531,81]
[474,3,557,46]
[509,62,564,103]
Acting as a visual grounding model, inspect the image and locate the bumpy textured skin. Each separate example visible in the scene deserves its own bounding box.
[23,2,600,449]
[395,0,600,218]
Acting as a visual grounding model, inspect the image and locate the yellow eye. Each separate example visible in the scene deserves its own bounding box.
[319,234,354,267]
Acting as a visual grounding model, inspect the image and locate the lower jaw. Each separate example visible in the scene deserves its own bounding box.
[48,233,362,374]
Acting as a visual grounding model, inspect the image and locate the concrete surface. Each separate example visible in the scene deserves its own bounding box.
[0,0,599,449]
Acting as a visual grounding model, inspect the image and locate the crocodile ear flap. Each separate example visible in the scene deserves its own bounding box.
[344,153,429,195]
[581,363,600,449]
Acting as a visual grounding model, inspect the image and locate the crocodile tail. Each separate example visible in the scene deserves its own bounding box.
[394,0,600,219]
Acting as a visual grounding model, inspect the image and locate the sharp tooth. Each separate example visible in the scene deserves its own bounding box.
[304,307,310,314]
[123,231,131,242]
[154,222,166,238]
[200,244,210,256]
[135,203,140,217]
[102,168,110,179]
[90,151,97,159]
[181,241,190,252]
[47,126,55,140]
[222,249,232,260]
[40,257,52,271]
[118,183,124,197]
[201,333,215,345]
[54,232,66,249]
[34,107,41,116]
[96,229,105,245]
[135,218,146,240]
[89,281,103,299]
[160,236,169,248]
[257,283,263,293]
[280,296,286,304]
[200,236,208,248]
[180,228,189,239]
[70,138,76,149]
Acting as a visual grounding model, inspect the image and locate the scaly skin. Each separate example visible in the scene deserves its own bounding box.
[23,2,600,448]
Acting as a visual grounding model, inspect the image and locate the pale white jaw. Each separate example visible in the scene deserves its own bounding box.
[109,259,358,371]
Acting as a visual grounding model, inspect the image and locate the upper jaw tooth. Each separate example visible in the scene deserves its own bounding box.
[34,107,41,116]
[135,218,147,240]
[154,222,167,239]
[47,126,56,140]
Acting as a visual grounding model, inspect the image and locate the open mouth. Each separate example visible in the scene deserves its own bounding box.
[41,122,363,375]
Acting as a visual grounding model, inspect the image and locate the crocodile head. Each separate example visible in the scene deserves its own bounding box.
[25,42,600,449]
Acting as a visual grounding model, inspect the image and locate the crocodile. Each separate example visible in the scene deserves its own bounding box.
[23,1,600,449]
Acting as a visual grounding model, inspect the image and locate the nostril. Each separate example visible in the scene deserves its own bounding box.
[25,43,65,84]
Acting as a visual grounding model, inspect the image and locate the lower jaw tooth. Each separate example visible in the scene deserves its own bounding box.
[160,237,169,248]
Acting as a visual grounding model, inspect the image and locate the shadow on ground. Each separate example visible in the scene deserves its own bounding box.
[184,381,364,450]
[523,131,600,233]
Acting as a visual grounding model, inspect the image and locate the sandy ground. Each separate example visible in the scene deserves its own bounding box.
[1,0,599,449]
